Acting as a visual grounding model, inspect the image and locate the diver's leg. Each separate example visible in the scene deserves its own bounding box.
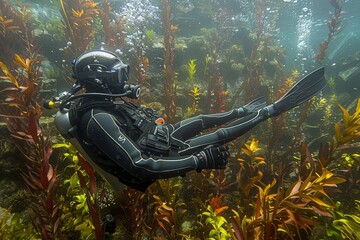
[178,109,269,155]
[171,96,266,142]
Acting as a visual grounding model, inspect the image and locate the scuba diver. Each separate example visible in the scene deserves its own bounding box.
[46,50,326,192]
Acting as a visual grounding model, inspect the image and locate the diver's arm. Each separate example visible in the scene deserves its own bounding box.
[82,109,226,180]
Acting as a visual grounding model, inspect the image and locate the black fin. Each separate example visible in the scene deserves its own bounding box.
[272,67,327,116]
[244,96,267,112]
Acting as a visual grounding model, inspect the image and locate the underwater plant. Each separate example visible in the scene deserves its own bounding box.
[144,29,156,48]
[59,0,100,59]
[184,86,201,118]
[118,187,147,238]
[237,139,266,198]
[0,207,35,239]
[0,53,60,239]
[99,0,126,51]
[187,59,197,87]
[148,178,188,238]
[316,0,343,63]
[203,33,228,114]
[54,142,105,239]
[77,156,105,240]
[161,0,178,122]
[230,165,345,239]
[331,100,360,152]
[151,194,176,237]
[0,0,34,65]
[54,143,93,238]
[325,201,360,240]
[201,195,231,239]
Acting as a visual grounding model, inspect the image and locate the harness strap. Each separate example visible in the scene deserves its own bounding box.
[70,98,172,155]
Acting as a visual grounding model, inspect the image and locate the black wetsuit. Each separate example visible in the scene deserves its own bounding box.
[75,98,269,191]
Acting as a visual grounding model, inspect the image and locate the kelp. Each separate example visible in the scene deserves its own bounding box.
[53,142,108,239]
[77,155,105,240]
[151,194,176,237]
[0,0,33,64]
[161,0,178,123]
[99,0,126,51]
[184,86,201,118]
[228,100,360,239]
[202,195,231,239]
[0,53,60,239]
[230,0,276,105]
[119,188,147,238]
[59,0,99,58]
[316,0,343,62]
[203,33,228,114]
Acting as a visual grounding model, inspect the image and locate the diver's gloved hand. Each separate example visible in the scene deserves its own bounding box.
[195,145,229,171]
[238,96,267,116]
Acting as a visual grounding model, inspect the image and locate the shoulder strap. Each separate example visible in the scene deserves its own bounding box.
[69,99,115,126]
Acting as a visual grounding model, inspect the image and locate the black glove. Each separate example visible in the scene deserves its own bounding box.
[195,145,229,171]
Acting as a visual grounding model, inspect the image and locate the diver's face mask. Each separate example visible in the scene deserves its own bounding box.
[106,63,130,87]
[73,62,130,91]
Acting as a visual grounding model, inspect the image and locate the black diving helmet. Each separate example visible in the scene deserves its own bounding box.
[72,49,139,98]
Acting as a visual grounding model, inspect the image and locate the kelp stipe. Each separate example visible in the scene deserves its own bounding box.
[316,0,343,63]
[203,33,228,114]
[118,188,146,238]
[230,0,279,106]
[161,0,178,123]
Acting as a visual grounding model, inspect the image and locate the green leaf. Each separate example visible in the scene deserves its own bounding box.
[298,194,332,208]
[338,103,350,128]
[52,143,71,149]
[241,147,252,157]
[281,200,311,210]
[209,229,217,237]
[288,178,302,196]
[299,170,314,192]
[334,123,343,143]
[322,177,347,185]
